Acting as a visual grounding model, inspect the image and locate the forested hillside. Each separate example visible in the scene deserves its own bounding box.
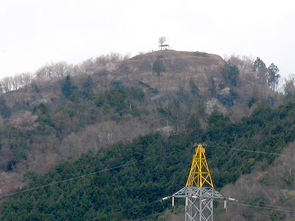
[0,50,293,220]
[2,101,295,220]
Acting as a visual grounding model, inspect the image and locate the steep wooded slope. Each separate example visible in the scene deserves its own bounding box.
[1,101,295,220]
[0,50,285,220]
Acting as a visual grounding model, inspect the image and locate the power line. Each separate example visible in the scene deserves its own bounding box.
[0,148,181,220]
[235,202,288,212]
[90,183,295,220]
[0,147,186,199]
[1,142,294,220]
[226,200,295,213]
[0,154,163,199]
[131,198,294,220]
[91,199,162,220]
[129,195,295,221]
[92,143,295,219]
[207,144,292,157]
[1,143,293,200]
[0,149,182,219]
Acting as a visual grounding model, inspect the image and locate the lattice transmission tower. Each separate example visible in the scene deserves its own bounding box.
[171,144,226,221]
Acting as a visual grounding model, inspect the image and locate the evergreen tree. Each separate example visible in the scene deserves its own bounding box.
[189,78,200,96]
[209,77,217,97]
[0,97,11,118]
[267,63,280,91]
[62,75,74,99]
[82,75,94,98]
[222,62,239,87]
[253,57,268,85]
[228,63,239,87]
[253,57,266,70]
[152,58,166,84]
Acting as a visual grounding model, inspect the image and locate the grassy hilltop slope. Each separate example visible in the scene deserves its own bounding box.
[120,50,225,92]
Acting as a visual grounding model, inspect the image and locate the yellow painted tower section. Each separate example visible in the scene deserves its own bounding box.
[185,144,214,187]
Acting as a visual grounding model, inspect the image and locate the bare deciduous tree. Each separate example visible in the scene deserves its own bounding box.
[95,52,123,66]
[20,72,33,86]
[74,58,95,76]
[284,74,295,95]
[36,61,73,80]
[10,111,39,132]
[11,76,21,90]
[225,54,254,70]
[1,77,12,92]
[158,36,167,45]
[0,72,33,92]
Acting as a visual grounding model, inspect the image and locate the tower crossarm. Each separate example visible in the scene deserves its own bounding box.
[172,187,225,199]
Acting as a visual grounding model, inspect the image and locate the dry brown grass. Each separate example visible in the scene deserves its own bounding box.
[119,50,226,94]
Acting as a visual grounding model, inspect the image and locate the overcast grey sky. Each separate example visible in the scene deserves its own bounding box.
[1,0,294,78]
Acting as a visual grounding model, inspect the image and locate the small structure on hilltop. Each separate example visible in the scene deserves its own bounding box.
[171,144,226,221]
[159,44,170,50]
[158,36,170,50]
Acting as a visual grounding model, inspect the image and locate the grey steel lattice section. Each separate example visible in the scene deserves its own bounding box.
[173,187,224,199]
[172,187,225,221]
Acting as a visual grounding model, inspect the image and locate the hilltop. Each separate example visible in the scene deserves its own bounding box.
[123,50,225,92]
[1,50,277,117]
